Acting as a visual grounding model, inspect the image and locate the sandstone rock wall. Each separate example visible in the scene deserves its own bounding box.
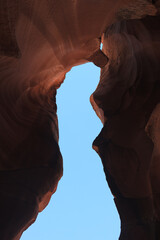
[92,15,160,239]
[0,0,160,239]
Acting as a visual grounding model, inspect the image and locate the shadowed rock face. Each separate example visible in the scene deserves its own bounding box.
[92,15,160,239]
[0,0,160,239]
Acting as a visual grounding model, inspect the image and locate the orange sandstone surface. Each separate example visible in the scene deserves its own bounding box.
[0,0,160,239]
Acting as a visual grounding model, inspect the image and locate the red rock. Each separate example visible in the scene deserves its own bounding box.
[0,0,160,239]
[92,15,160,239]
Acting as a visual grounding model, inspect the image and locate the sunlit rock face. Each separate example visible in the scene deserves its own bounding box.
[0,0,159,239]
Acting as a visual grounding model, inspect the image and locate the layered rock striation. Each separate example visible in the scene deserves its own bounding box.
[0,0,160,239]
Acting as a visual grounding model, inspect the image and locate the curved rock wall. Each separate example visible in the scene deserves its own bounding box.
[0,0,160,239]
[92,15,160,239]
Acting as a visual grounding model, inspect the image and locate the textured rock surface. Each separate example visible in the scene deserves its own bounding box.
[91,15,160,239]
[0,0,160,239]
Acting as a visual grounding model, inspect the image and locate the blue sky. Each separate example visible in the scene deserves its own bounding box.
[21,63,120,240]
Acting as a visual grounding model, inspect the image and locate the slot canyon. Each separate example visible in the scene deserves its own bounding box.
[0,0,160,239]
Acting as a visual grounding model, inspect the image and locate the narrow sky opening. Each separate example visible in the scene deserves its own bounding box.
[21,63,120,240]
